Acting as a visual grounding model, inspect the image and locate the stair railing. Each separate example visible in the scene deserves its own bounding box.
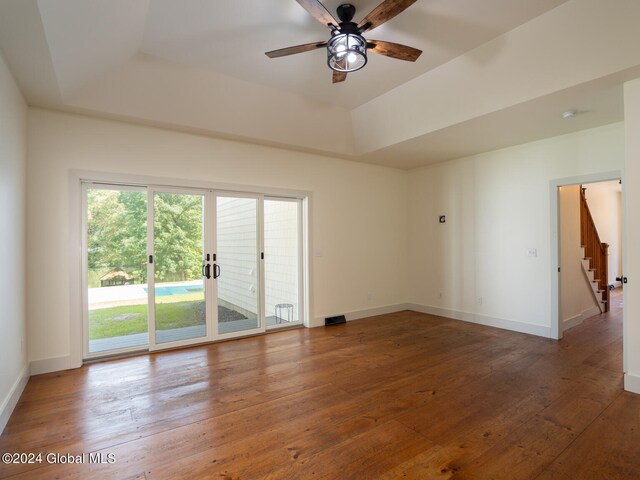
[580,187,610,312]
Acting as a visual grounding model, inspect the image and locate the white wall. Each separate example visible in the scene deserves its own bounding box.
[26,109,408,367]
[407,123,624,337]
[0,51,28,432]
[583,180,623,287]
[559,185,598,329]
[624,78,640,393]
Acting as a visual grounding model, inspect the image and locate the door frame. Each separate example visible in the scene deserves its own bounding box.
[72,170,312,365]
[549,170,623,349]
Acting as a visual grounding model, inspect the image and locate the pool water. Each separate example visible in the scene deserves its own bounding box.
[145,284,204,297]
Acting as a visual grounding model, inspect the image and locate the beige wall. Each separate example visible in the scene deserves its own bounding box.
[0,52,28,431]
[26,109,408,366]
[21,108,631,380]
[559,185,598,329]
[407,123,623,337]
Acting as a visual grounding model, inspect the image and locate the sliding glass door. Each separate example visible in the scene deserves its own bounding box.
[84,185,149,356]
[151,190,208,347]
[83,184,305,358]
[215,195,261,337]
[264,198,303,329]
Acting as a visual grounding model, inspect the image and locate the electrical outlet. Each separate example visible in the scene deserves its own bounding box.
[438,292,443,299]
[476,296,483,305]
[367,293,373,301]
[527,248,537,257]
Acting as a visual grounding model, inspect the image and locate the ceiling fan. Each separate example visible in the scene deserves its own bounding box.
[265,0,422,83]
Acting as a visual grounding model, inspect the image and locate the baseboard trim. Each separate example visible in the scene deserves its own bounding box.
[406,303,552,338]
[30,355,73,375]
[562,305,601,332]
[0,364,30,434]
[313,303,410,328]
[562,313,583,332]
[624,373,640,394]
[313,303,552,338]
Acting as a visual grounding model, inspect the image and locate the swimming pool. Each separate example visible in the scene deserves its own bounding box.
[145,284,204,297]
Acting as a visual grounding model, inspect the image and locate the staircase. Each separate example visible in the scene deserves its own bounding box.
[580,187,609,313]
[580,247,608,313]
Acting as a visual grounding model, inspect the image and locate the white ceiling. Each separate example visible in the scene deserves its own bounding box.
[0,0,638,168]
[140,0,568,109]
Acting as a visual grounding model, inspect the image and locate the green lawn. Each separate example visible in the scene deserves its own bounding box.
[89,300,204,340]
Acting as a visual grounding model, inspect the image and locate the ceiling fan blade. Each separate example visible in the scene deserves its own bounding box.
[358,0,417,32]
[265,41,327,58]
[332,57,347,83]
[368,40,422,62]
[333,70,347,83]
[296,0,339,29]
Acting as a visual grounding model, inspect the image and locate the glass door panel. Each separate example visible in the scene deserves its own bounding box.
[264,199,302,327]
[153,192,207,345]
[216,196,260,335]
[85,183,306,358]
[86,187,148,355]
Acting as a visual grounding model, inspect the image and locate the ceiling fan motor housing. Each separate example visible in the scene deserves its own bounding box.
[337,4,356,23]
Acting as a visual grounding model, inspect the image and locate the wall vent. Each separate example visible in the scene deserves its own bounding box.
[325,315,346,326]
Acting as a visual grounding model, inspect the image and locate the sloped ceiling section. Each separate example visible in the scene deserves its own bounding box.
[35,0,356,155]
[352,0,640,157]
[37,0,149,97]
[0,0,639,167]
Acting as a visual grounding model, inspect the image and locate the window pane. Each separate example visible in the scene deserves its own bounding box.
[264,199,300,326]
[216,196,260,335]
[87,188,148,354]
[153,192,206,344]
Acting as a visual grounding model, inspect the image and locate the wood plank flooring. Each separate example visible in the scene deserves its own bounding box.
[0,297,635,479]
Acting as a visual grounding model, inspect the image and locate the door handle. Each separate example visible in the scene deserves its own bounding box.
[213,264,221,279]
[204,264,212,279]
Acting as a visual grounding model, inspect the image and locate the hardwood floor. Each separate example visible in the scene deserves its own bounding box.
[0,297,635,479]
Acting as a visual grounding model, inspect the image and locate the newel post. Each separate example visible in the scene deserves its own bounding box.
[603,243,610,312]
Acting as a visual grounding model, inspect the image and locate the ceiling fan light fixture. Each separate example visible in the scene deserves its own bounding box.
[265,1,423,83]
[327,33,367,72]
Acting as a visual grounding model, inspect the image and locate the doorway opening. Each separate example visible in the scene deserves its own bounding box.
[558,180,622,334]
